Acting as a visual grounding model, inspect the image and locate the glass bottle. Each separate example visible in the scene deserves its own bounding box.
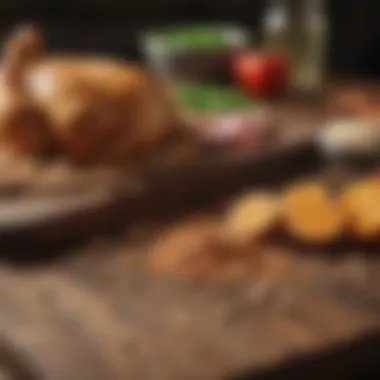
[261,0,291,51]
[292,0,329,92]
[261,0,297,98]
[261,0,292,53]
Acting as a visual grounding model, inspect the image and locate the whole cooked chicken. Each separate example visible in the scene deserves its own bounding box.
[0,24,180,164]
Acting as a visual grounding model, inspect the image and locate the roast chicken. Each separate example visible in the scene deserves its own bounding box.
[0,25,180,164]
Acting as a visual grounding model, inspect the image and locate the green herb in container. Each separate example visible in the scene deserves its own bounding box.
[140,24,251,80]
[173,83,276,150]
[174,83,255,113]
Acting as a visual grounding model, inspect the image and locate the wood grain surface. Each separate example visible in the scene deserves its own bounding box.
[0,89,379,380]
[1,239,380,380]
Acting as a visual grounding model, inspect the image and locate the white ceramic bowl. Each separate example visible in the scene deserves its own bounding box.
[316,117,380,158]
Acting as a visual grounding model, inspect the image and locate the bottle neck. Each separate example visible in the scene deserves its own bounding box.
[265,0,290,16]
[304,0,326,20]
[263,0,290,30]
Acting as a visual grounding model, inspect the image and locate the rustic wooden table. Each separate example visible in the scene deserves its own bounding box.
[1,235,380,380]
[0,88,379,380]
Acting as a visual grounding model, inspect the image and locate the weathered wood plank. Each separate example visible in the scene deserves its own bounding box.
[0,89,379,379]
[1,242,380,379]
[0,248,380,380]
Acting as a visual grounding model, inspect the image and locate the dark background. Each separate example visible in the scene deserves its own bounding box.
[0,0,378,79]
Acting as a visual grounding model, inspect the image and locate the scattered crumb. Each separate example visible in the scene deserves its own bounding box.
[148,217,225,278]
[169,310,192,339]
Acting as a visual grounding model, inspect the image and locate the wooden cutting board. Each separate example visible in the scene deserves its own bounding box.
[0,101,323,241]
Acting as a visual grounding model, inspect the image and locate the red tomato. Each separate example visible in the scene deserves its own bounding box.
[232,51,289,98]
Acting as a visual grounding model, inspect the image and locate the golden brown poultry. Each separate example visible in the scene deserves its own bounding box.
[0,24,180,164]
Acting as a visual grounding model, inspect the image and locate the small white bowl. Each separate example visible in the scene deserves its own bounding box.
[316,117,380,158]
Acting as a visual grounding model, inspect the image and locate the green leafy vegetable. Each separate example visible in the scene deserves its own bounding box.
[155,25,229,50]
[174,83,256,112]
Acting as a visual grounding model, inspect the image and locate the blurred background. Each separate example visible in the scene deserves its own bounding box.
[0,0,379,79]
[1,2,380,380]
